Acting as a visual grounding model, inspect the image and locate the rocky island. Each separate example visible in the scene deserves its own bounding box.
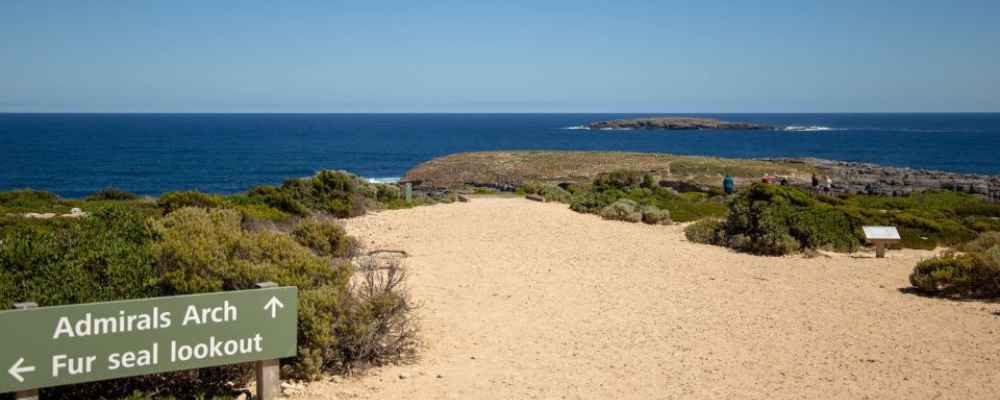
[585,117,773,130]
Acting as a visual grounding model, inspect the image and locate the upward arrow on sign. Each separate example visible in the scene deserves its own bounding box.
[264,296,284,319]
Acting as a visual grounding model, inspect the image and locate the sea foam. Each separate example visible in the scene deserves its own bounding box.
[366,176,401,184]
[783,125,844,132]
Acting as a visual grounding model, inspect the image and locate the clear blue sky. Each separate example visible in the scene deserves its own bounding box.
[1,0,998,112]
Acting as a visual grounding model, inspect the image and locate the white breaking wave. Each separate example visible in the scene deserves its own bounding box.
[561,125,633,131]
[783,125,844,132]
[366,176,401,184]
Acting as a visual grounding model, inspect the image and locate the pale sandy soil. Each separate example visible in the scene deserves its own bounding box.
[292,197,999,400]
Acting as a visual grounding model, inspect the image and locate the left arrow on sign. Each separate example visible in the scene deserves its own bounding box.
[8,357,35,383]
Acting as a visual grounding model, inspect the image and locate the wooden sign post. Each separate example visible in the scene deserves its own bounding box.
[862,226,901,258]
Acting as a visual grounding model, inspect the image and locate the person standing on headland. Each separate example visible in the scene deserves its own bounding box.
[723,175,734,194]
[824,175,833,193]
[811,174,819,189]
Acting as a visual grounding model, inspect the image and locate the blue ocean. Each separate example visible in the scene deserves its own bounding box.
[1,113,998,198]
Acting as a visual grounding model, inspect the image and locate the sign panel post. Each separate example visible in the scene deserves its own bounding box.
[862,226,901,258]
[0,286,297,394]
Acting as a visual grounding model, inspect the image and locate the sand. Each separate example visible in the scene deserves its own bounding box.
[293,197,999,399]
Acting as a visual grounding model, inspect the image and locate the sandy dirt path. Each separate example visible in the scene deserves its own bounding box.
[293,197,998,399]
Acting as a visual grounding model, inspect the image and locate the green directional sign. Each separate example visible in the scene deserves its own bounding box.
[0,286,297,393]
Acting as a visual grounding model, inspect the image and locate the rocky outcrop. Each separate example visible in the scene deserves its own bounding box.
[765,158,1000,201]
[586,117,773,130]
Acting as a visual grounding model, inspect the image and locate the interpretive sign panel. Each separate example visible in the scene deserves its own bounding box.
[0,287,297,393]
[862,226,901,241]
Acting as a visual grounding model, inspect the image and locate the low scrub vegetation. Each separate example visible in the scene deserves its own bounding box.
[719,184,860,255]
[86,186,140,201]
[909,233,1000,298]
[292,217,360,258]
[684,182,1000,256]
[0,170,423,399]
[684,219,725,245]
[523,170,723,224]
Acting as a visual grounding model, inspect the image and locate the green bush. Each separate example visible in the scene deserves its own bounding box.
[685,219,724,245]
[567,172,725,223]
[0,189,61,211]
[151,208,348,294]
[909,247,1000,298]
[247,185,311,217]
[279,171,367,218]
[0,172,424,398]
[960,231,1000,253]
[600,199,642,223]
[231,203,290,222]
[376,184,402,202]
[516,182,545,196]
[157,191,226,214]
[86,187,140,201]
[0,204,157,308]
[540,185,572,203]
[722,184,859,255]
[516,182,572,203]
[151,208,352,377]
[149,208,416,377]
[292,217,359,258]
[640,204,671,225]
[593,170,646,191]
[0,205,244,399]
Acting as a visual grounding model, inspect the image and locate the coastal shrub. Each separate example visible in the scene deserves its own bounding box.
[835,190,991,248]
[0,189,61,211]
[685,219,724,245]
[157,191,226,214]
[151,208,349,294]
[786,207,859,252]
[292,217,359,258]
[376,184,402,202]
[0,205,237,399]
[600,199,642,223]
[961,232,1000,253]
[0,204,157,309]
[86,186,139,201]
[593,170,645,191]
[247,185,311,217]
[278,171,368,218]
[516,182,545,196]
[517,182,572,203]
[567,172,726,223]
[640,204,671,225]
[333,256,418,372]
[149,208,416,377]
[647,191,727,223]
[150,207,354,376]
[909,247,1000,298]
[722,183,859,255]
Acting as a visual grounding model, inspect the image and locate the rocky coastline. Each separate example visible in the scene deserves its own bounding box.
[772,158,1000,201]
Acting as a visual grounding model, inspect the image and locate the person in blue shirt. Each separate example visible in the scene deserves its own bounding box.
[723,175,735,194]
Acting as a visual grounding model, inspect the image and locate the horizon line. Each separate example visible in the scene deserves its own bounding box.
[2,111,999,115]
